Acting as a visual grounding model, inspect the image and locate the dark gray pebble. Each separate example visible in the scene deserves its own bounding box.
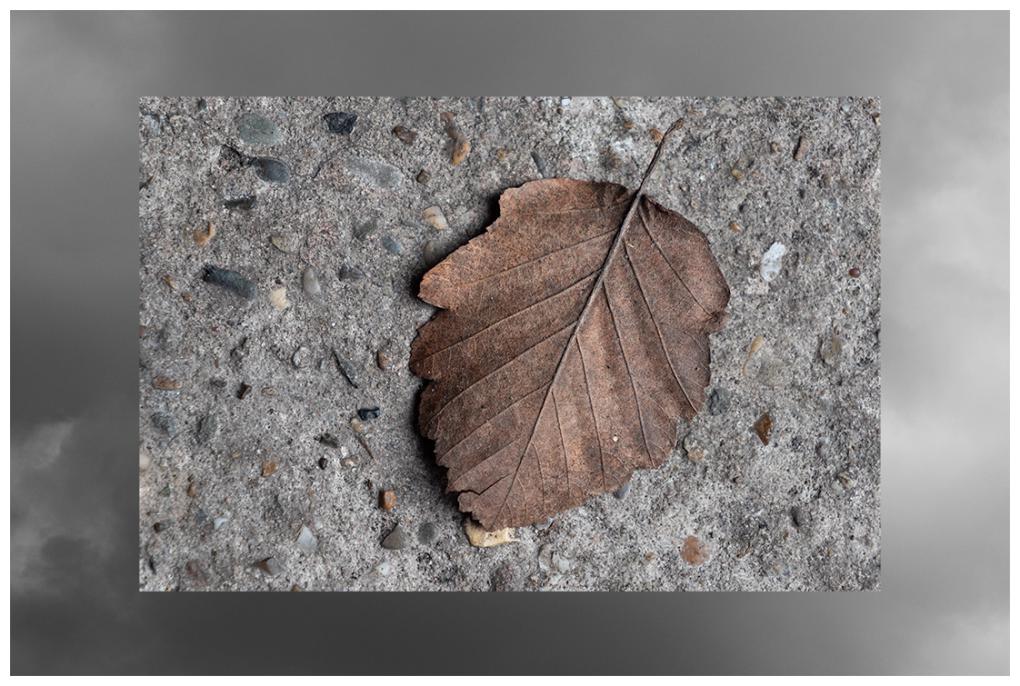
[195,414,219,445]
[324,111,358,135]
[151,412,176,436]
[708,387,730,416]
[338,264,366,281]
[331,349,360,388]
[791,505,811,528]
[316,433,341,448]
[237,382,252,400]
[381,235,402,255]
[417,521,437,544]
[381,524,407,550]
[532,151,549,178]
[317,457,328,470]
[237,112,282,146]
[248,156,290,183]
[223,195,257,211]
[357,407,380,421]
[202,265,256,299]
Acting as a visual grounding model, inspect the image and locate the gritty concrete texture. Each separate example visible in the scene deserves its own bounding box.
[138,97,880,591]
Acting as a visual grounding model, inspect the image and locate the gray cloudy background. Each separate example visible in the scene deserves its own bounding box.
[12,11,1008,674]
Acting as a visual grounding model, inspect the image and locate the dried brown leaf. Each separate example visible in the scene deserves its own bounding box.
[410,121,730,530]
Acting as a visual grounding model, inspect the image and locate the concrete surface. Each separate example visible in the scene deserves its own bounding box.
[138,97,880,591]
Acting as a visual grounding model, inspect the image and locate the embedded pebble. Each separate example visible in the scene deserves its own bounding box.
[296,525,318,554]
[681,536,709,565]
[237,112,282,146]
[538,544,573,573]
[794,135,811,161]
[379,490,397,511]
[353,218,378,240]
[338,263,366,281]
[346,157,401,189]
[302,267,321,298]
[249,157,290,183]
[331,349,360,388]
[534,517,555,531]
[291,345,310,368]
[192,223,216,247]
[317,457,328,470]
[236,382,252,400]
[139,447,152,471]
[357,407,380,421]
[270,286,290,311]
[202,265,256,299]
[213,515,229,530]
[531,151,549,177]
[422,240,446,267]
[791,506,811,528]
[380,235,402,255]
[152,375,181,391]
[422,206,449,231]
[753,412,773,445]
[324,111,358,134]
[417,521,438,544]
[195,414,219,445]
[316,433,341,448]
[256,557,282,576]
[381,523,407,550]
[376,345,396,371]
[223,195,257,211]
[819,334,844,366]
[261,460,278,477]
[464,519,517,547]
[759,242,787,282]
[392,125,417,145]
[613,482,631,499]
[849,267,861,278]
[151,412,176,435]
[415,169,431,185]
[440,111,470,165]
[270,233,301,254]
[683,436,705,463]
[707,387,730,415]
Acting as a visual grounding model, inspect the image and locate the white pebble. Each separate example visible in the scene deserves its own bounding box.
[760,242,788,282]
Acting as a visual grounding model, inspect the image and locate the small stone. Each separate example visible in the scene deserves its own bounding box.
[261,386,276,397]
[331,349,359,388]
[759,242,787,282]
[422,206,449,231]
[357,407,380,421]
[316,433,341,448]
[317,457,328,470]
[185,560,207,586]
[269,286,290,311]
[794,135,811,161]
[791,506,810,528]
[415,169,431,184]
[381,523,407,550]
[324,111,357,135]
[534,517,555,531]
[730,168,744,181]
[819,334,844,367]
[753,412,773,445]
[353,218,378,240]
[213,516,229,530]
[729,221,742,233]
[539,544,574,574]
[464,519,517,547]
[151,412,176,436]
[849,267,861,278]
[291,345,310,368]
[152,375,181,391]
[392,125,418,145]
[707,387,730,415]
[681,535,708,565]
[256,557,282,576]
[202,265,256,299]
[613,482,631,499]
[186,479,198,498]
[296,525,318,554]
[770,141,781,154]
[684,437,705,463]
[193,222,216,247]
[338,264,366,281]
[422,240,447,267]
[249,157,290,183]
[234,382,251,400]
[270,233,301,254]
[376,348,394,371]
[440,111,471,166]
[237,112,282,146]
[261,460,278,478]
[417,521,438,544]
[380,234,402,255]
[349,418,365,434]
[223,195,257,211]
[649,127,664,143]
[153,521,167,533]
[379,489,397,511]
[346,156,401,189]
[531,151,548,177]
[302,267,321,298]
[195,414,219,445]
[139,447,152,471]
